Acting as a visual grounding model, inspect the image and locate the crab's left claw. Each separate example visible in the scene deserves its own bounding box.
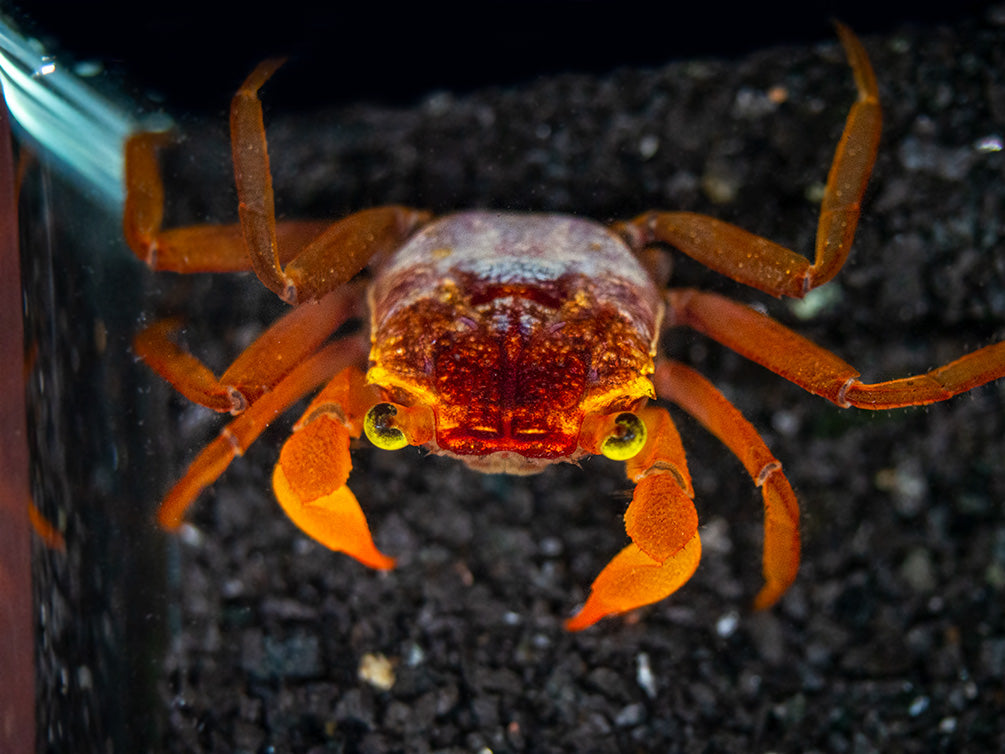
[564,532,701,632]
[565,406,701,631]
[272,368,395,570]
[564,471,701,631]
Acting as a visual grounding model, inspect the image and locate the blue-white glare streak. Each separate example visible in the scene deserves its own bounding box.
[0,18,138,205]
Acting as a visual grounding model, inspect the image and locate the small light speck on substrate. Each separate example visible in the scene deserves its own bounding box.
[939,716,958,734]
[974,135,1003,153]
[908,695,930,717]
[177,522,203,546]
[638,134,659,160]
[358,652,395,691]
[636,652,657,699]
[716,610,740,638]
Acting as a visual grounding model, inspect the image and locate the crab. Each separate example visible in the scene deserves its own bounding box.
[125,25,1005,631]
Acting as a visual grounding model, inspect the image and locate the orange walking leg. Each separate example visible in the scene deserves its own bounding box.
[668,288,1005,409]
[565,406,702,630]
[654,361,801,610]
[615,23,881,299]
[124,61,430,300]
[27,499,66,552]
[228,59,430,303]
[156,337,365,529]
[135,285,363,412]
[123,132,330,273]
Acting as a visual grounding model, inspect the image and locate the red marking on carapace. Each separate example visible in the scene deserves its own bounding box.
[367,211,663,472]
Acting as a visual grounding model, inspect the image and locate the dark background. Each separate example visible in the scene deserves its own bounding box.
[6,1,1001,107]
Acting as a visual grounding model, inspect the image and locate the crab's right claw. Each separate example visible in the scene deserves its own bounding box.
[272,412,395,570]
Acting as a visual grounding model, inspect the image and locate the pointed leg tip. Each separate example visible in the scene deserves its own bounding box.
[156,507,184,531]
[752,583,784,611]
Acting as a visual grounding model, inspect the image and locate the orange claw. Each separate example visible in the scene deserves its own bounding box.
[564,535,702,631]
[273,466,395,570]
[271,366,394,569]
[624,473,698,562]
[567,404,702,630]
[276,414,352,503]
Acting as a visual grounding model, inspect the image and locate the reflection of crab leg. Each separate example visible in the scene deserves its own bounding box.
[616,22,880,299]
[669,289,1005,408]
[565,406,702,631]
[156,337,366,529]
[271,367,402,569]
[655,361,801,610]
[135,284,362,412]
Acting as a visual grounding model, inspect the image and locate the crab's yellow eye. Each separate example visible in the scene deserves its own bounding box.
[364,403,409,450]
[600,412,647,461]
